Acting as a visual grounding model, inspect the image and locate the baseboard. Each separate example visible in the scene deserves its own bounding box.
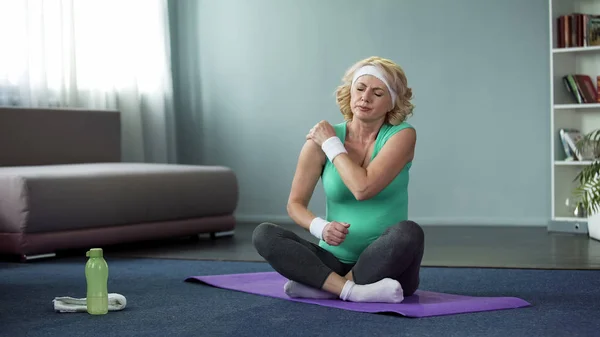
[409,217,546,227]
[234,214,548,227]
[236,214,295,225]
[546,220,589,234]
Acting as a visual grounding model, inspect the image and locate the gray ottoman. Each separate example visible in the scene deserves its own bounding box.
[0,163,238,257]
[0,107,238,259]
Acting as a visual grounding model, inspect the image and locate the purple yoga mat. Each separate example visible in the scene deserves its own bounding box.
[185,272,530,318]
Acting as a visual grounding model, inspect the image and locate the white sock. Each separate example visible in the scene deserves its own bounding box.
[339,278,404,303]
[284,280,337,299]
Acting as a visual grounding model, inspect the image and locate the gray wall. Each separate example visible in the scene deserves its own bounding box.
[170,0,550,226]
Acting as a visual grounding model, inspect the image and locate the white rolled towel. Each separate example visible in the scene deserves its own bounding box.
[52,293,127,313]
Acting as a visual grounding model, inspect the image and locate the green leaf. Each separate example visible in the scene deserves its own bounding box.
[571,129,600,214]
[575,129,600,158]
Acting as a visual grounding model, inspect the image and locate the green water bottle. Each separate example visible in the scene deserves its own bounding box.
[85,248,109,315]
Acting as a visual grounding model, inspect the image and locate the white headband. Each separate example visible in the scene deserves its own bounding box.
[351,65,397,107]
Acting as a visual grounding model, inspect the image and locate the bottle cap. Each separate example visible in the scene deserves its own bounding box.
[86,248,104,258]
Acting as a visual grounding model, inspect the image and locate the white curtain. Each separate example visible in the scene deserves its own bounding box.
[0,0,177,163]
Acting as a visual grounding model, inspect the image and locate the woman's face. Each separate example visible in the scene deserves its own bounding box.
[350,75,392,122]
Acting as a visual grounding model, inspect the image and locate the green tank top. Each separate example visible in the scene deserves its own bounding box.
[319,121,414,264]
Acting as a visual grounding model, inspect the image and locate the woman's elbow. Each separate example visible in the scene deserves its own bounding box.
[287,201,304,217]
[286,202,295,216]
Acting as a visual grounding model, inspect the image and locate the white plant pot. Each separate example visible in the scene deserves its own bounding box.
[588,211,600,241]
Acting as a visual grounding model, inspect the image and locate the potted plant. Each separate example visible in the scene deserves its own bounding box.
[573,129,600,241]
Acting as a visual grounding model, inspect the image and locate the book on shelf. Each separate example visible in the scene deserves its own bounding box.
[558,128,598,161]
[556,13,600,48]
[562,74,599,104]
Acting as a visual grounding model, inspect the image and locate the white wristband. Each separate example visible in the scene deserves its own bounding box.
[309,217,329,240]
[321,136,347,162]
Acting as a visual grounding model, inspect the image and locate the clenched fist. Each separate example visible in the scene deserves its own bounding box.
[323,221,350,246]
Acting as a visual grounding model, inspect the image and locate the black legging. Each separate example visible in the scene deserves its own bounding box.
[252,220,425,296]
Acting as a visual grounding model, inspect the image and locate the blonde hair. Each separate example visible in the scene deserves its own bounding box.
[335,56,414,125]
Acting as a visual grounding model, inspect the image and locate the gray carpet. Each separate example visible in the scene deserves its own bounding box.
[1,256,599,336]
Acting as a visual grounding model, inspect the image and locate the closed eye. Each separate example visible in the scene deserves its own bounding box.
[356,86,384,97]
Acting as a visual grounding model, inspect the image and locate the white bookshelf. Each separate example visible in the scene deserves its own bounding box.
[550,0,600,226]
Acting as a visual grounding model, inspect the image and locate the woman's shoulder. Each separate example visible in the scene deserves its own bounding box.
[381,121,415,140]
[333,121,347,129]
[388,121,414,131]
[332,121,347,139]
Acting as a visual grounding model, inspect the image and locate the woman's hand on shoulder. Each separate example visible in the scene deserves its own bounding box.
[306,120,337,147]
[322,221,350,246]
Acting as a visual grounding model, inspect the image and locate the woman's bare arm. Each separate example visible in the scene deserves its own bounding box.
[332,127,416,201]
[286,140,326,230]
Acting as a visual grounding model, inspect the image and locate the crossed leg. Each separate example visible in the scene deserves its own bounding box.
[348,220,424,296]
[252,222,353,288]
[252,220,425,303]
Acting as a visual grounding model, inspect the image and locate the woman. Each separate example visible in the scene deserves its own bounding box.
[252,56,424,303]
